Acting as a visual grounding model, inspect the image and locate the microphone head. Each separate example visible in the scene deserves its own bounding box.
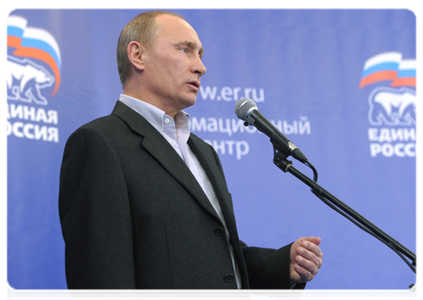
[234,98,257,121]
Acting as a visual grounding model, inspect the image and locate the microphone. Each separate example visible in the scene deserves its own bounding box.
[234,98,308,163]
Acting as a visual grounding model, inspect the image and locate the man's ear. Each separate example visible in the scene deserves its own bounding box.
[127,41,146,71]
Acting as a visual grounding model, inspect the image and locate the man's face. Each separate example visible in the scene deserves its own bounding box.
[142,14,206,117]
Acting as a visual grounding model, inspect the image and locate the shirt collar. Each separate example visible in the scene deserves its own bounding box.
[119,94,191,137]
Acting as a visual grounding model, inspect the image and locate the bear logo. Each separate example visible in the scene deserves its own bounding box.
[7,55,55,105]
[368,87,415,126]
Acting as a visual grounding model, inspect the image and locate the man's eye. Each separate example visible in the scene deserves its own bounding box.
[182,48,188,53]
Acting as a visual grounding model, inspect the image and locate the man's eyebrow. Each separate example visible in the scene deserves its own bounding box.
[175,40,204,56]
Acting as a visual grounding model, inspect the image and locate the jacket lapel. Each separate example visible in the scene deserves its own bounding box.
[188,134,240,236]
[188,134,250,287]
[111,101,221,221]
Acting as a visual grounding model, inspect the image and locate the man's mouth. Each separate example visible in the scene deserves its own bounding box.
[188,81,200,89]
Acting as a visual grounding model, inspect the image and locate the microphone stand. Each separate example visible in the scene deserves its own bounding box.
[271,138,416,275]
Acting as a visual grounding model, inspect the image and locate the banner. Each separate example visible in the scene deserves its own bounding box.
[7,9,416,289]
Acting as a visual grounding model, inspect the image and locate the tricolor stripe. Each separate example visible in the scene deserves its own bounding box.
[359,52,415,88]
[7,15,61,96]
[359,52,401,88]
[391,60,416,87]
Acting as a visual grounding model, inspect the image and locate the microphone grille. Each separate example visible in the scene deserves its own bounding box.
[234,98,257,121]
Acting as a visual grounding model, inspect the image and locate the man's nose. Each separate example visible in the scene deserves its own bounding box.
[192,57,206,76]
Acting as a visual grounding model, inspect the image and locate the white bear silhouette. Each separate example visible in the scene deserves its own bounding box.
[7,55,55,105]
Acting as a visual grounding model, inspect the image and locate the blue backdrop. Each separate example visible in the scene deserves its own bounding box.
[7,9,416,289]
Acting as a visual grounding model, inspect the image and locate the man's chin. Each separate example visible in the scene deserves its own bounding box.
[179,96,197,110]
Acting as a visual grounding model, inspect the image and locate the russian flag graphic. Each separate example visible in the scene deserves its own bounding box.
[391,60,416,87]
[359,52,416,88]
[359,52,401,88]
[7,15,62,96]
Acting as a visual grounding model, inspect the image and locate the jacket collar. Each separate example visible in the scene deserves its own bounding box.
[111,101,222,222]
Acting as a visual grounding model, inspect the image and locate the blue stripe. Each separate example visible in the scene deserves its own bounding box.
[362,62,399,77]
[7,26,24,38]
[397,70,416,78]
[20,38,61,69]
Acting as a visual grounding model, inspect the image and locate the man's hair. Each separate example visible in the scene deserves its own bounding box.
[117,10,185,87]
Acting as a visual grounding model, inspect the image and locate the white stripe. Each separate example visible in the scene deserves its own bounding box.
[7,15,27,29]
[363,52,402,70]
[398,59,416,70]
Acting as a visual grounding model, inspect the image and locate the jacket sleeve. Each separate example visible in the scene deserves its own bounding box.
[58,126,136,289]
[241,242,306,289]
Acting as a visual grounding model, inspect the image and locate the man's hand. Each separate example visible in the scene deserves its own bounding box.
[290,236,323,284]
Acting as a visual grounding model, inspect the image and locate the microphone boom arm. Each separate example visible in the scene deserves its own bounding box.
[271,142,416,273]
[235,98,416,274]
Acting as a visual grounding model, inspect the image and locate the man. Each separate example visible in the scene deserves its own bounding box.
[59,10,323,289]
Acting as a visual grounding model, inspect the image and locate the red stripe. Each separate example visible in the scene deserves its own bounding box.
[359,71,398,88]
[391,78,416,87]
[7,36,22,48]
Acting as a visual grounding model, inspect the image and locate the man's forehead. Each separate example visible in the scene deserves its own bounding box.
[156,14,203,48]
[156,14,191,33]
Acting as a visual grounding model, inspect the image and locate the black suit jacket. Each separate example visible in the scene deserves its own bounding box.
[59,101,303,289]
